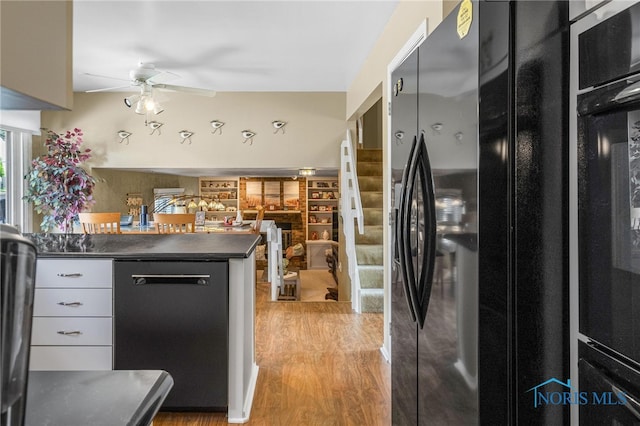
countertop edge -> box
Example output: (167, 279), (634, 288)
(24, 233), (261, 259)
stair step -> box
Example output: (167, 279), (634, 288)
(360, 289), (384, 313)
(357, 149), (383, 162)
(355, 244), (383, 265)
(358, 176), (383, 192)
(360, 191), (383, 208)
(357, 161), (383, 177)
(355, 225), (383, 245)
(359, 265), (383, 289)
(363, 208), (383, 226)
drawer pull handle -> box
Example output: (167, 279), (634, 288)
(57, 301), (83, 307)
(56, 273), (83, 278)
(57, 330), (83, 336)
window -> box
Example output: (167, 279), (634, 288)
(0, 127), (33, 232)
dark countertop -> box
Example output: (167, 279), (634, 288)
(24, 233), (261, 259)
(25, 370), (173, 426)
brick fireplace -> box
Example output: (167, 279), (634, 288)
(239, 177), (307, 269)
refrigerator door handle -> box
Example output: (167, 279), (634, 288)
(411, 133), (437, 329)
(396, 135), (419, 323)
(397, 134), (437, 328)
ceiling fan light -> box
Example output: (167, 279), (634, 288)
(144, 97), (156, 111)
(153, 102), (164, 115)
(134, 99), (146, 115)
(124, 94), (139, 108)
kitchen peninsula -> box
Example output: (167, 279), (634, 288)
(24, 232), (260, 423)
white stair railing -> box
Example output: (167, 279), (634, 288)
(340, 130), (365, 312)
(267, 224), (281, 301)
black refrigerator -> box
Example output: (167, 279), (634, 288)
(390, 1), (569, 424)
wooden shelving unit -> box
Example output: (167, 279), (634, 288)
(306, 177), (339, 269)
(199, 177), (239, 220)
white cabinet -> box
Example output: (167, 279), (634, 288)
(30, 258), (113, 371)
(306, 177), (339, 270)
(29, 347), (112, 371)
(199, 177), (239, 220)
(33, 288), (112, 317)
(306, 240), (339, 270)
(35, 259), (113, 288)
(306, 178), (338, 240)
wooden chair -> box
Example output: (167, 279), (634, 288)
(78, 212), (121, 234)
(153, 213), (196, 233)
(252, 206), (265, 234)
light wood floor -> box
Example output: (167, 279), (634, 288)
(153, 281), (390, 426)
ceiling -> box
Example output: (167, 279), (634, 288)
(74, 0), (399, 94)
(72, 0), (398, 178)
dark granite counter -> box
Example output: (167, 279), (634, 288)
(25, 370), (173, 426)
(24, 233), (261, 259)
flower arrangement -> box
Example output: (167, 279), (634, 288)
(24, 128), (96, 232)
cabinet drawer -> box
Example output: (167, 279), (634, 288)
(34, 288), (112, 317)
(31, 317), (112, 346)
(36, 259), (113, 288)
(29, 346), (112, 371)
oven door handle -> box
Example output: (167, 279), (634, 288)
(581, 359), (640, 420)
(613, 80), (640, 104)
(611, 382), (640, 420)
(578, 77), (640, 115)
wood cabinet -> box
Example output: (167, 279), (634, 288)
(199, 177), (239, 220)
(30, 258), (113, 371)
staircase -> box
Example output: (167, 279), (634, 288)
(354, 149), (384, 313)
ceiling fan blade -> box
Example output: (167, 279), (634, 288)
(82, 72), (131, 82)
(147, 70), (180, 84)
(152, 84), (216, 97)
(86, 84), (134, 93)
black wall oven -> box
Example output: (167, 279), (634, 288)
(573, 1), (640, 423)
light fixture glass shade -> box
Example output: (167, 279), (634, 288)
(187, 199), (198, 210)
(198, 199), (208, 208)
(153, 103), (164, 115)
(298, 168), (316, 176)
(134, 99), (146, 115)
(144, 97), (156, 111)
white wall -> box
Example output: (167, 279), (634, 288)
(1, 1), (73, 110)
(345, 1), (443, 120)
(40, 91), (346, 171)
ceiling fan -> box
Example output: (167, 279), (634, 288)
(84, 62), (216, 115)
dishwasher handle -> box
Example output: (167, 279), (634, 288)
(131, 274), (211, 286)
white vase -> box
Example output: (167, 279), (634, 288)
(235, 210), (243, 224)
(322, 229), (330, 240)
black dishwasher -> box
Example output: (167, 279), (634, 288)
(114, 260), (228, 411)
